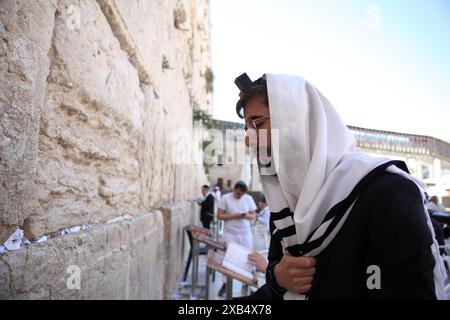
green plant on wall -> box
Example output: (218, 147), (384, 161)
(193, 106), (218, 130)
(204, 67), (214, 93)
(193, 105), (219, 173)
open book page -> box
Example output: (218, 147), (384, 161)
(221, 241), (255, 280)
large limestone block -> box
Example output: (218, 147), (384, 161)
(160, 202), (195, 298)
(0, 0), (56, 242)
(127, 212), (165, 299)
(48, 0), (144, 127)
(137, 86), (174, 209)
(96, 0), (200, 207)
(97, 0), (210, 132)
(0, 211), (164, 300)
(24, 0), (146, 239)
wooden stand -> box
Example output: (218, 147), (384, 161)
(206, 250), (258, 300)
(180, 224), (258, 300)
(182, 225), (211, 299)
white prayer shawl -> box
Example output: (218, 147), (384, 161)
(259, 74), (447, 300)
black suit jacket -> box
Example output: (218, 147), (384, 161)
(200, 193), (215, 222)
(261, 172), (437, 300)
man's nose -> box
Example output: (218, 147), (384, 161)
(245, 135), (250, 148)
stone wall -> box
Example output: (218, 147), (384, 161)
(0, 0), (211, 299)
(0, 207), (195, 299)
(160, 203), (194, 298)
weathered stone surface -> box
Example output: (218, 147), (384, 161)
(22, 0), (145, 239)
(15, 0), (210, 240)
(160, 202), (196, 298)
(0, 0), (56, 242)
(0, 211), (167, 300)
(97, 0), (213, 112)
(97, 0), (212, 208)
(0, 0), (211, 299)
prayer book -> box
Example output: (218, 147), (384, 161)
(221, 241), (255, 280)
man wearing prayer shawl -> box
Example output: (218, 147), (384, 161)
(234, 73), (448, 300)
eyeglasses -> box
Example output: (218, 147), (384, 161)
(244, 115), (269, 131)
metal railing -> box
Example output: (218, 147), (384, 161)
(212, 120), (450, 163)
(348, 126), (450, 163)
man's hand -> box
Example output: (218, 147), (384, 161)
(244, 211), (257, 220)
(218, 209), (243, 221)
(236, 213), (250, 220)
(248, 251), (268, 273)
(243, 213), (253, 220)
(274, 251), (316, 293)
(217, 210), (257, 221)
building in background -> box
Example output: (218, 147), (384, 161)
(208, 121), (450, 208)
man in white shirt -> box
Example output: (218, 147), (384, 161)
(212, 186), (222, 238)
(217, 180), (257, 296)
(212, 186), (221, 202)
(252, 195), (270, 251)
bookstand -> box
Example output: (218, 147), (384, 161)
(179, 225), (211, 299)
(206, 250), (258, 300)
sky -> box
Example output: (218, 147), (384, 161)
(210, 0), (450, 142)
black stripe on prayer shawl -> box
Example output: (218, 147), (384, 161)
(284, 160), (409, 257)
(278, 225), (296, 239)
(270, 207), (293, 220)
(270, 208), (295, 238)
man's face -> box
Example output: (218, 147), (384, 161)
(258, 201), (266, 210)
(201, 187), (208, 196)
(233, 188), (245, 199)
(243, 95), (271, 158)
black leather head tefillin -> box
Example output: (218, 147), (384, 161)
(234, 73), (267, 119)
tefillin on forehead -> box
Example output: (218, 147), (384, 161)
(234, 73), (267, 119)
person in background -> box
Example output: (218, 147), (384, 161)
(426, 196), (447, 254)
(217, 180), (257, 296)
(213, 185), (222, 201)
(252, 195), (270, 251)
(197, 185), (215, 229)
(212, 185), (222, 238)
(427, 195), (447, 213)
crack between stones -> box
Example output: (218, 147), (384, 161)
(96, 0), (151, 90)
